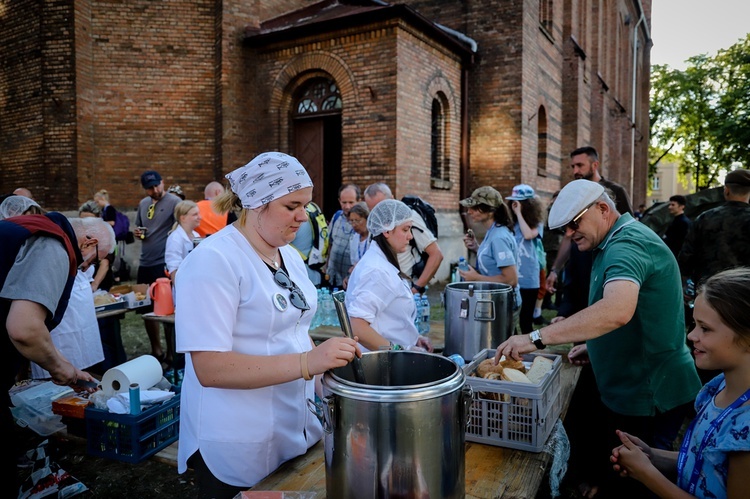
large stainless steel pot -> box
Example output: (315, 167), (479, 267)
(316, 351), (472, 499)
(443, 281), (514, 361)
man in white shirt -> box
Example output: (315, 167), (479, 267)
(363, 183), (443, 294)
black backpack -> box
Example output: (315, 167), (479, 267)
(401, 195), (438, 278)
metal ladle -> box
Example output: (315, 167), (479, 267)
(332, 290), (367, 384)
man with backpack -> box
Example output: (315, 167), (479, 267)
(290, 201), (329, 287)
(364, 183), (443, 294)
(325, 184), (361, 288)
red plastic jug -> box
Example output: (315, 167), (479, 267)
(149, 277), (175, 316)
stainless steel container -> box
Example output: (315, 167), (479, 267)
(443, 281), (514, 361)
(317, 351), (472, 499)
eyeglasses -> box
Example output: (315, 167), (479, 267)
(273, 268), (310, 311)
(567, 203), (595, 231)
(349, 217), (366, 226)
(147, 203), (155, 220)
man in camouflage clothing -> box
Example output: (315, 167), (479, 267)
(679, 169), (750, 285)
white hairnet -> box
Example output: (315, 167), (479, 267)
(0, 195), (41, 220)
(367, 199), (413, 236)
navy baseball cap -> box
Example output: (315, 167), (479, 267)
(140, 170), (162, 188)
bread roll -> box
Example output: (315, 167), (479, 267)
(526, 355), (554, 384)
(500, 368), (532, 384)
(476, 359), (503, 378)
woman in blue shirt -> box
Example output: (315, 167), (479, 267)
(506, 184), (545, 334)
(459, 186), (521, 312)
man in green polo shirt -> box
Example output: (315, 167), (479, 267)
(496, 179), (701, 498)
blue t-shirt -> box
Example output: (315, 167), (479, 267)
(513, 222), (543, 289)
(678, 374), (750, 498)
(476, 224), (522, 308)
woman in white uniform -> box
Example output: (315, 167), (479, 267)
(174, 152), (360, 499)
(346, 199), (433, 352)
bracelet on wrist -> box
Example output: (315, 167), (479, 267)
(300, 351), (312, 380)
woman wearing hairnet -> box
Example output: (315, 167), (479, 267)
(174, 152), (361, 498)
(345, 199), (433, 352)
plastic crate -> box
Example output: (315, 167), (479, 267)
(463, 349), (562, 452)
(85, 393), (180, 463)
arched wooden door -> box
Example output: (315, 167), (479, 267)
(293, 78), (342, 219)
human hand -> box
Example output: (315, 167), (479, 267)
(458, 265), (481, 281)
(495, 334), (536, 362)
(567, 343), (590, 365)
(463, 233), (478, 251)
(610, 430), (655, 480)
(545, 270), (558, 293)
(308, 337), (361, 376)
(511, 201), (521, 213)
(416, 335), (434, 353)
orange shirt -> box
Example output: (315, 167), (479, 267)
(195, 199), (227, 237)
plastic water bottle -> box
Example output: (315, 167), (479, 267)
(331, 288), (341, 327)
(414, 293), (424, 330)
(457, 257), (469, 281)
(458, 256), (469, 272)
(420, 292), (431, 335)
(447, 354), (466, 367)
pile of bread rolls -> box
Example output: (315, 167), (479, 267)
(472, 355), (553, 385)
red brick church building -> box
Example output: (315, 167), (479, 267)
(1, 0), (651, 274)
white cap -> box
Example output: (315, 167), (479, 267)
(367, 199), (413, 236)
(548, 180), (604, 229)
(0, 195), (41, 220)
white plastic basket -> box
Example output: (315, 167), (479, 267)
(463, 349), (563, 452)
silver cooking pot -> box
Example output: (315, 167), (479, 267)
(312, 350), (472, 499)
(443, 281), (514, 361)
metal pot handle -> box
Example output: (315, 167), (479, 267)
(461, 385), (474, 428)
(307, 396), (336, 433)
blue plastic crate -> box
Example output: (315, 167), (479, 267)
(85, 393), (180, 463)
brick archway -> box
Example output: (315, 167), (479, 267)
(269, 51), (359, 151)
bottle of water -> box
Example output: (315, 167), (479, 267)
(320, 288), (332, 326)
(458, 256), (469, 272)
(413, 293), (422, 330)
(331, 288), (341, 327)
(419, 291), (431, 335)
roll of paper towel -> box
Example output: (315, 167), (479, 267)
(101, 355), (163, 396)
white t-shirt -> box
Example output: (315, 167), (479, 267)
(346, 241), (419, 351)
(165, 225), (199, 274)
(397, 210), (437, 277)
(174, 224), (322, 487)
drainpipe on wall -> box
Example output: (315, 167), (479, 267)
(630, 0), (651, 200)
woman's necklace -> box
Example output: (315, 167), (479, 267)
(238, 224), (280, 269)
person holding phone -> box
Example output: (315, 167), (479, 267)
(459, 186), (521, 314)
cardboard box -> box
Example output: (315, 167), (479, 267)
(110, 284), (151, 309)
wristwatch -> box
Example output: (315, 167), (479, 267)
(530, 330), (546, 350)
(412, 284), (426, 293)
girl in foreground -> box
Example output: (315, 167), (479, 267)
(610, 267), (750, 498)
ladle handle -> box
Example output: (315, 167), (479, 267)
(332, 291), (355, 340)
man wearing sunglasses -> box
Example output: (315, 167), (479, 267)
(134, 170), (181, 362)
(496, 179), (701, 498)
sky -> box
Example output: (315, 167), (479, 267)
(650, 0), (750, 69)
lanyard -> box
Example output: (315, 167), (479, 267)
(358, 238), (369, 260)
(676, 384), (750, 494)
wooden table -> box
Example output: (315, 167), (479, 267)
(248, 357), (581, 498)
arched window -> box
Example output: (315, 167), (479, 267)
(537, 105), (548, 175)
(294, 78), (342, 116)
(431, 93), (452, 186)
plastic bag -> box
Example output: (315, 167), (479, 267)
(18, 440), (88, 499)
(544, 419), (571, 498)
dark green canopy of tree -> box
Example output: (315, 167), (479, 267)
(650, 34), (750, 190)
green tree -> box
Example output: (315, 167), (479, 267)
(650, 34), (750, 190)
